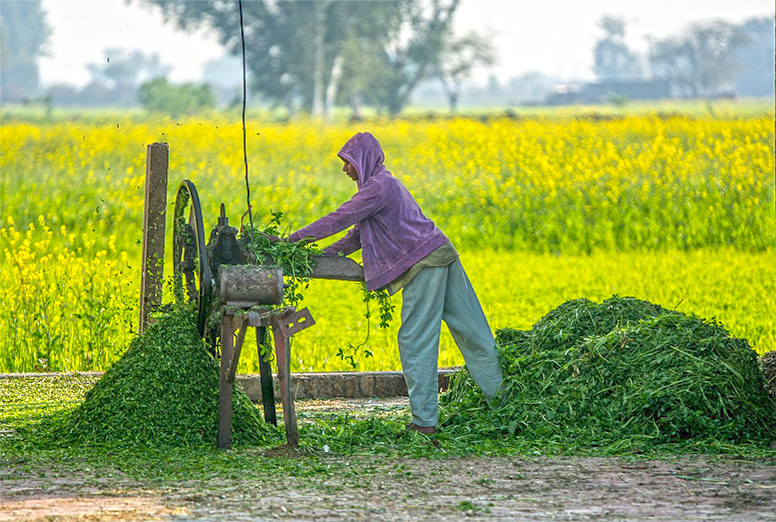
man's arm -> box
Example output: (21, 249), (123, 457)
(287, 181), (383, 244)
(322, 225), (361, 256)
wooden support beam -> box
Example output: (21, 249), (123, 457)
(273, 318), (299, 448)
(309, 255), (364, 282)
(218, 314), (235, 449)
(139, 142), (169, 333)
(226, 316), (247, 384)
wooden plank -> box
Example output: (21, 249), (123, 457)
(257, 254), (363, 282)
(309, 255), (364, 282)
(138, 142), (168, 333)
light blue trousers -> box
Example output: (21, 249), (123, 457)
(398, 259), (503, 427)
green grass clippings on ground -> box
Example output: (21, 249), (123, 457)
(2, 297), (775, 489)
(2, 370), (775, 490)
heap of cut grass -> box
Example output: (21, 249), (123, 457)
(442, 296), (776, 447)
(52, 307), (278, 447)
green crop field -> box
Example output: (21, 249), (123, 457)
(1, 106), (774, 373)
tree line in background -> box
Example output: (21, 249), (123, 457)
(143, 0), (495, 116)
(0, 0), (773, 117)
(593, 14), (773, 99)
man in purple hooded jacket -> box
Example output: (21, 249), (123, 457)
(288, 132), (503, 434)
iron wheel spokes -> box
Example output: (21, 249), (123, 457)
(172, 180), (213, 336)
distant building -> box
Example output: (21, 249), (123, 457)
(545, 79), (671, 105)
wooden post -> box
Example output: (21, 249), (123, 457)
(139, 142), (169, 333)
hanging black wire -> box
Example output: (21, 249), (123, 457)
(238, 0), (254, 240)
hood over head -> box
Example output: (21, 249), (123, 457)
(338, 132), (389, 186)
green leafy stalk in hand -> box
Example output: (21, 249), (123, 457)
(240, 210), (321, 308)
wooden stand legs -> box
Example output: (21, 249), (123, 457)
(217, 309), (299, 449)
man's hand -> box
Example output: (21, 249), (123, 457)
(261, 233), (283, 244)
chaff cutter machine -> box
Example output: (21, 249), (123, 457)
(139, 143), (364, 449)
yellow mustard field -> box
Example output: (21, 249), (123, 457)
(1, 114), (774, 372)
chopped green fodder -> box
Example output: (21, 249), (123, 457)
(49, 307), (279, 447)
(441, 296), (776, 448)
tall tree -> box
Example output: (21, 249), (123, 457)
(379, 0), (460, 114)
(0, 0), (50, 103)
(328, 0), (462, 117)
(335, 36), (390, 119)
(593, 15), (642, 81)
(649, 20), (746, 97)
(142, 0), (457, 116)
(432, 29), (496, 113)
(143, 0), (390, 116)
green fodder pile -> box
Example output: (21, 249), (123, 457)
(52, 307), (278, 447)
(442, 296), (776, 447)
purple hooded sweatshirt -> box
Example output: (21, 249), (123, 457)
(287, 132), (449, 291)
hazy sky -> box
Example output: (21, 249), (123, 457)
(38, 0), (775, 87)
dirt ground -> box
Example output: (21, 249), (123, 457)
(2, 398), (776, 522)
(3, 454), (776, 521)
